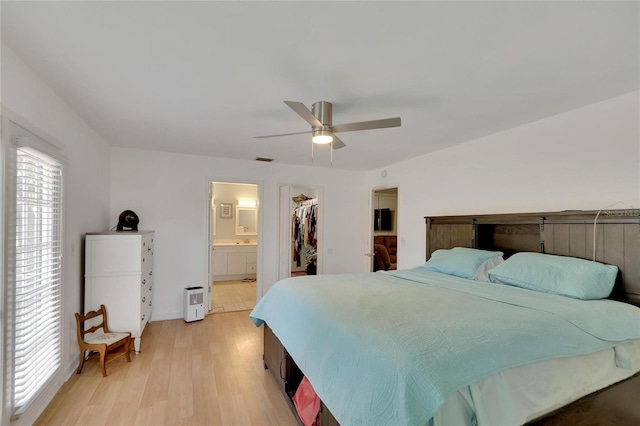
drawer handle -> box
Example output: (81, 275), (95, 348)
(141, 314), (145, 321)
(142, 296), (146, 303)
(142, 279), (146, 285)
(149, 271), (153, 276)
(149, 300), (152, 306)
(149, 286), (152, 291)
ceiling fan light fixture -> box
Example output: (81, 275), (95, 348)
(312, 129), (334, 144)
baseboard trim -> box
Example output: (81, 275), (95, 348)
(150, 311), (183, 322)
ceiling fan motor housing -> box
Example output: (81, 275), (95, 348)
(312, 101), (333, 129)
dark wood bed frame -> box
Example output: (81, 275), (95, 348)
(264, 209), (640, 425)
(425, 209), (640, 306)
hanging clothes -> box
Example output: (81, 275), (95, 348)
(292, 199), (318, 272)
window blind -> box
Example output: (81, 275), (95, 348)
(10, 147), (63, 414)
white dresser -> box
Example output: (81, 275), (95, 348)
(84, 231), (154, 353)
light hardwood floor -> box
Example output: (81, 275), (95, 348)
(210, 280), (257, 313)
(35, 311), (298, 426)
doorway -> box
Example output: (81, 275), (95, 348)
(278, 185), (323, 280)
(371, 187), (398, 272)
(208, 181), (259, 313)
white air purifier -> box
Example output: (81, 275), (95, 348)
(184, 287), (205, 322)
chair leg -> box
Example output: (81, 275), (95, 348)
(76, 350), (86, 374)
(98, 347), (108, 377)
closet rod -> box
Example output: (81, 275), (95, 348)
(294, 198), (318, 208)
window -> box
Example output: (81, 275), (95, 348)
(4, 128), (64, 421)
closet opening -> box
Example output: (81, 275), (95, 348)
(278, 185), (323, 280)
(291, 194), (318, 277)
(208, 181), (259, 314)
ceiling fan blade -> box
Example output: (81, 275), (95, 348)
(254, 130), (311, 139)
(284, 101), (323, 127)
(332, 135), (346, 149)
(332, 117), (401, 133)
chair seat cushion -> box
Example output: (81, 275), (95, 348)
(85, 332), (129, 346)
(374, 244), (391, 270)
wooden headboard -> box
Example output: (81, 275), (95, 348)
(425, 209), (640, 306)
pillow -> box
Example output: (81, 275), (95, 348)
(487, 252), (618, 300)
(474, 256), (505, 282)
(423, 247), (504, 279)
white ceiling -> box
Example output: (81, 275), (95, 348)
(2, 1), (638, 171)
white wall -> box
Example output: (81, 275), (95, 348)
(1, 44), (112, 424)
(366, 91), (640, 270)
(110, 148), (370, 320)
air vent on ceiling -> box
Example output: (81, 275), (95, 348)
(255, 157), (273, 162)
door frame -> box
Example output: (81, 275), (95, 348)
(278, 184), (324, 281)
(206, 177), (263, 314)
(370, 185), (399, 272)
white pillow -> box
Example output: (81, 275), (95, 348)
(474, 256), (505, 282)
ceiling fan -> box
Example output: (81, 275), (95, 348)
(255, 101), (401, 149)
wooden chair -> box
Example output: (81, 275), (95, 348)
(75, 304), (131, 377)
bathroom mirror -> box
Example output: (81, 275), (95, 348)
(236, 207), (257, 235)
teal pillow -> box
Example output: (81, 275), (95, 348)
(488, 252), (618, 300)
(423, 247), (504, 279)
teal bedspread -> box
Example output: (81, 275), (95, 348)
(249, 269), (640, 426)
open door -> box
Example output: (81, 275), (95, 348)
(208, 185), (215, 310)
(370, 187), (398, 272)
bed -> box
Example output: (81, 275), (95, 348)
(250, 209), (640, 425)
